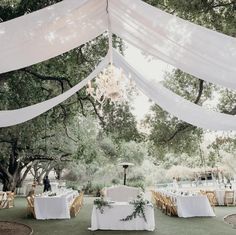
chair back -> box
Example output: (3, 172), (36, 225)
(224, 191), (235, 205)
(105, 185), (141, 202)
(205, 191), (218, 206)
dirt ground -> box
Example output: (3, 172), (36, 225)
(224, 214), (236, 228)
(0, 221), (32, 235)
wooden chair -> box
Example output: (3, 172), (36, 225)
(205, 191), (217, 211)
(6, 191), (15, 208)
(0, 191), (14, 209)
(159, 194), (168, 213)
(0, 192), (8, 209)
(206, 191), (218, 205)
(224, 191), (235, 206)
(200, 190), (217, 211)
(161, 195), (169, 215)
(26, 196), (35, 218)
(165, 196), (178, 216)
(151, 191), (162, 209)
(200, 190), (206, 195)
(70, 192), (84, 218)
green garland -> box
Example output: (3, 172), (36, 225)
(121, 195), (150, 222)
(94, 197), (113, 214)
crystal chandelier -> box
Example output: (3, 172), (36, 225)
(86, 64), (135, 105)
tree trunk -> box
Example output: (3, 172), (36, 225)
(2, 176), (18, 192)
(55, 168), (62, 180)
(37, 174), (44, 185)
(1, 161), (26, 192)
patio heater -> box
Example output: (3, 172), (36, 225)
(118, 162), (134, 185)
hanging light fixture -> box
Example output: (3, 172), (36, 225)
(86, 2), (136, 106)
(86, 64), (135, 105)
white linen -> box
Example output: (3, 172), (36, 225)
(215, 189), (236, 206)
(0, 55), (109, 127)
(176, 195), (215, 218)
(215, 189), (226, 206)
(34, 190), (77, 219)
(90, 202), (155, 231)
(0, 0), (235, 90)
(105, 185), (141, 202)
(110, 0), (236, 90)
(0, 0), (236, 129)
(2, 45), (236, 130)
(113, 50), (236, 131)
(50, 182), (59, 192)
(0, 0), (107, 73)
(157, 190), (215, 218)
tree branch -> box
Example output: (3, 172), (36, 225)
(22, 68), (89, 118)
(222, 106), (236, 115)
(161, 79), (204, 143)
(21, 68), (66, 92)
(82, 96), (105, 127)
(200, 1), (235, 13)
(60, 153), (72, 162)
(26, 154), (55, 161)
(0, 163), (11, 179)
(164, 124), (197, 143)
(59, 104), (78, 143)
(194, 79), (204, 104)
(19, 162), (34, 185)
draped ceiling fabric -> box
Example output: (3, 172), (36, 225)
(0, 56), (109, 127)
(109, 0), (236, 90)
(113, 50), (236, 131)
(0, 0), (107, 73)
(0, 0), (236, 129)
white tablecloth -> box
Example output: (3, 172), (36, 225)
(215, 189), (226, 205)
(34, 191), (77, 219)
(156, 189), (215, 218)
(176, 195), (215, 218)
(215, 189), (236, 205)
(90, 202), (155, 231)
(50, 182), (59, 192)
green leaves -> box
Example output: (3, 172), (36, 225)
(94, 197), (113, 214)
(121, 194), (150, 222)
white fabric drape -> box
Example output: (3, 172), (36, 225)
(0, 55), (109, 127)
(0, 0), (107, 73)
(113, 50), (236, 131)
(1, 0), (236, 89)
(0, 0), (236, 129)
(109, 0), (236, 90)
(91, 202), (155, 231)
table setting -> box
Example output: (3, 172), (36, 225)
(90, 186), (155, 231)
(154, 189), (215, 218)
(34, 189), (78, 219)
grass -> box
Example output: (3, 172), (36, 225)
(0, 196), (235, 235)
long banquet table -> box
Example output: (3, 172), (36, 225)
(157, 189), (215, 218)
(34, 190), (77, 219)
(90, 201), (155, 231)
(176, 194), (215, 217)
